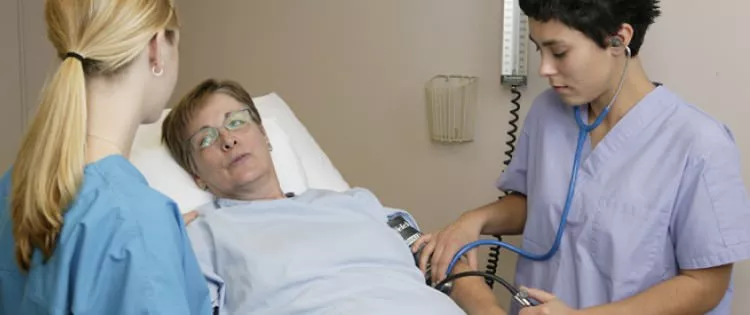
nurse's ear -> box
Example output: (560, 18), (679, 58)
(609, 23), (634, 56)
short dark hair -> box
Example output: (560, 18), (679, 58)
(520, 0), (661, 56)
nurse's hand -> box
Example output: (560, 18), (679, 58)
(182, 210), (199, 226)
(411, 211), (485, 283)
(518, 287), (580, 315)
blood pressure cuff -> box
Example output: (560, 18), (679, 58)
(386, 210), (423, 248)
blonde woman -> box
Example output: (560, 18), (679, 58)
(0, 1), (211, 314)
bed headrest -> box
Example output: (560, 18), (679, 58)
(130, 92), (350, 212)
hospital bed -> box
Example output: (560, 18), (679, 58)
(128, 92), (537, 308)
(129, 92), (351, 213)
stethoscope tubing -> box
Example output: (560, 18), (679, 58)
(445, 47), (632, 276)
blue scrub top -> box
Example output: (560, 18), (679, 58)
(499, 86), (750, 314)
(0, 155), (211, 315)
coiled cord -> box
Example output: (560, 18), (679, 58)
(484, 85), (522, 288)
(504, 86), (522, 168)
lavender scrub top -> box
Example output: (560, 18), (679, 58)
(498, 85), (750, 314)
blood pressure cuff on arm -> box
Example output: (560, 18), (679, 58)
(386, 209), (423, 247)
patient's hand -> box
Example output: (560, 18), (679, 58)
(183, 210), (199, 226)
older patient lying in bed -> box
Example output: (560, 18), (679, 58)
(160, 79), (493, 315)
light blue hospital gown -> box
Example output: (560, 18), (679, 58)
(499, 85), (750, 314)
(0, 155), (211, 315)
(187, 187), (466, 315)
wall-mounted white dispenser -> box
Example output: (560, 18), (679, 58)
(425, 75), (479, 143)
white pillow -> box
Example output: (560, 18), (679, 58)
(129, 109), (308, 213)
(264, 117), (309, 195)
(252, 93), (350, 192)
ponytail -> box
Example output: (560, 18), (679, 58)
(11, 56), (87, 272)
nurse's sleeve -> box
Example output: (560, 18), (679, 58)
(671, 138), (750, 270)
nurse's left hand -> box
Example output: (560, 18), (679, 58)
(519, 287), (580, 315)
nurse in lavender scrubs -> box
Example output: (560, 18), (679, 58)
(415, 0), (750, 314)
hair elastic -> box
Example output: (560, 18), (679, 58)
(64, 51), (85, 62)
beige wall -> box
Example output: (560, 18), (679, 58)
(0, 0), (56, 171)
(0, 0), (24, 171)
(175, 0), (750, 311)
(18, 1), (56, 121)
(176, 0), (526, 229)
(4, 0), (749, 312)
(175, 0), (530, 305)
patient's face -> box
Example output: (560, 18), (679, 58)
(186, 93), (275, 197)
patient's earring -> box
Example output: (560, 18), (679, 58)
(267, 139), (273, 152)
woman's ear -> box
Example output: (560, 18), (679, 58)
(611, 23), (634, 51)
(257, 125), (274, 151)
(148, 31), (168, 74)
(194, 175), (209, 191)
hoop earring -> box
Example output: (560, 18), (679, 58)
(152, 65), (164, 77)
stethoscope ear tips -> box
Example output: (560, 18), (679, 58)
(608, 37), (632, 57)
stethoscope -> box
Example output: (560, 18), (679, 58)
(445, 46), (632, 275)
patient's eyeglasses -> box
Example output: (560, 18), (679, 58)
(187, 108), (256, 151)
